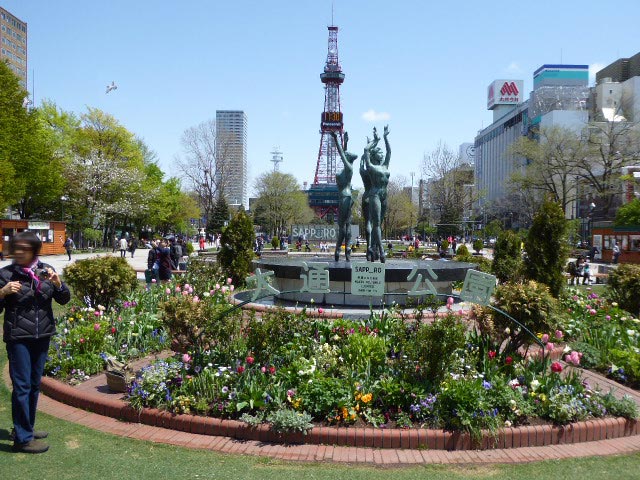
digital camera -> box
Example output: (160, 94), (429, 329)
(34, 268), (50, 280)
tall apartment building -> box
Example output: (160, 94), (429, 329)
(215, 110), (248, 207)
(0, 6), (27, 88)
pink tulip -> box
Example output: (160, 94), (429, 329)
(182, 353), (191, 363)
(175, 286), (181, 292)
(229, 285), (235, 292)
(590, 309), (597, 315)
(165, 288), (171, 295)
(192, 296), (200, 303)
(318, 308), (324, 314)
(555, 330), (563, 340)
(261, 366), (267, 373)
(541, 334), (549, 344)
(182, 290), (189, 296)
(227, 278), (233, 285)
(151, 279), (157, 283)
(546, 342), (555, 351)
(184, 284), (191, 290)
(94, 323), (101, 331)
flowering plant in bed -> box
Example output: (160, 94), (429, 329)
(126, 284), (639, 438)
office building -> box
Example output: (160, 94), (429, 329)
(215, 110), (248, 207)
(0, 6), (27, 88)
(596, 52), (640, 84)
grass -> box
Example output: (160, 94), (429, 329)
(1, 351), (640, 478)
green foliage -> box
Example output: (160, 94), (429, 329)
(601, 393), (639, 420)
(607, 264), (640, 315)
(440, 239), (449, 251)
(614, 198), (640, 227)
(524, 198), (569, 297)
(82, 228), (102, 245)
(342, 333), (387, 373)
(271, 236), (280, 249)
(456, 244), (469, 256)
(492, 230), (523, 283)
(207, 192), (229, 234)
(609, 349), (640, 388)
(492, 281), (560, 353)
(266, 409), (314, 435)
(407, 313), (466, 387)
(484, 219), (503, 239)
(298, 376), (351, 418)
(217, 210), (255, 287)
(180, 257), (223, 293)
(472, 239), (484, 253)
(63, 256), (137, 311)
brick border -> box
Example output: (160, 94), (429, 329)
(39, 375), (638, 450)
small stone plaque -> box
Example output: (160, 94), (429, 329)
(351, 262), (385, 297)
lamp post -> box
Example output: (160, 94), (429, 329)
(60, 195), (68, 222)
(409, 172), (415, 239)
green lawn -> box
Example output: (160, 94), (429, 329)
(1, 349), (640, 479)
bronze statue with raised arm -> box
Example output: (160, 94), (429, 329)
(362, 125), (390, 262)
(330, 130), (357, 261)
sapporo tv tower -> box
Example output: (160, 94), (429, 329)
(308, 24), (345, 221)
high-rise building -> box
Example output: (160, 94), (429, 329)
(216, 110), (248, 207)
(0, 6), (27, 88)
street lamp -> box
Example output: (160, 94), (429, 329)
(60, 195), (68, 221)
(409, 172), (415, 239)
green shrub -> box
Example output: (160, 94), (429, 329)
(180, 257), (223, 293)
(609, 349), (640, 387)
(342, 333), (387, 373)
(407, 313), (466, 387)
(185, 241), (195, 255)
(473, 239), (484, 253)
(524, 198), (569, 297)
(271, 236), (280, 249)
(63, 256), (137, 311)
(492, 230), (523, 283)
(607, 264), (640, 315)
(217, 210), (255, 287)
(298, 376), (351, 418)
(440, 239), (449, 252)
(492, 280), (560, 353)
(456, 244), (469, 256)
(267, 409), (314, 434)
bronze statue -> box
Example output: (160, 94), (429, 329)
(330, 131), (357, 261)
(361, 126), (390, 262)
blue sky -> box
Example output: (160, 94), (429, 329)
(4, 0), (640, 194)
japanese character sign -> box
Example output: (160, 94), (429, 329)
(247, 268), (280, 302)
(460, 269), (497, 305)
(406, 265), (438, 297)
(299, 262), (330, 293)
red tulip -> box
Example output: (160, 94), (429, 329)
(551, 362), (563, 373)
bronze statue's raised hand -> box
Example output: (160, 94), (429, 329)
(343, 131), (349, 147)
(372, 127), (379, 143)
(383, 125), (389, 138)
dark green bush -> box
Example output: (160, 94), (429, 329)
(524, 198), (569, 297)
(606, 264), (640, 315)
(217, 210), (255, 287)
(491, 280), (560, 353)
(456, 244), (470, 256)
(492, 230), (523, 283)
(63, 256), (137, 311)
(407, 313), (466, 387)
(181, 257), (223, 293)
(472, 239), (484, 253)
(271, 236), (280, 249)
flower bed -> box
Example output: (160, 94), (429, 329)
(122, 283), (638, 441)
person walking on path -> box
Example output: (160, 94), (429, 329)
(63, 236), (74, 261)
(128, 236), (138, 258)
(613, 242), (621, 264)
(119, 237), (128, 258)
(0, 232), (71, 453)
(198, 236), (206, 252)
(156, 239), (173, 283)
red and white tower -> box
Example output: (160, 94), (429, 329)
(308, 25), (345, 220)
(314, 25), (345, 185)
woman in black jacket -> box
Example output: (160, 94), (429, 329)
(0, 232), (71, 453)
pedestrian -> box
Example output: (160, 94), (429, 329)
(582, 259), (591, 285)
(145, 240), (158, 285)
(612, 242), (621, 264)
(588, 245), (599, 262)
(156, 239), (173, 282)
(63, 236), (74, 261)
(128, 236), (138, 258)
(170, 238), (181, 270)
(119, 237), (128, 258)
(0, 232), (71, 453)
(198, 236), (206, 252)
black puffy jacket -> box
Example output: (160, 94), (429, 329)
(0, 261), (71, 342)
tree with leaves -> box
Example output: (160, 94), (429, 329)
(524, 198), (569, 297)
(252, 171), (314, 235)
(383, 177), (418, 238)
(207, 192), (230, 234)
(614, 198), (640, 227)
(218, 210), (254, 287)
(509, 126), (587, 216)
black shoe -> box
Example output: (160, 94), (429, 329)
(9, 429), (48, 440)
(12, 439), (49, 454)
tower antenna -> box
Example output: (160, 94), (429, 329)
(270, 147), (283, 172)
(308, 23), (345, 220)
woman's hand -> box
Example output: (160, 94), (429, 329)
(47, 268), (62, 289)
(0, 281), (21, 297)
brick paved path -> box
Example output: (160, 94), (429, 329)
(4, 362), (640, 465)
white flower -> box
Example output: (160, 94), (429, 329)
(97, 305), (106, 311)
(504, 420), (512, 427)
(627, 329), (637, 336)
(504, 327), (511, 335)
(130, 321), (135, 326)
(563, 345), (571, 353)
(530, 379), (540, 391)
